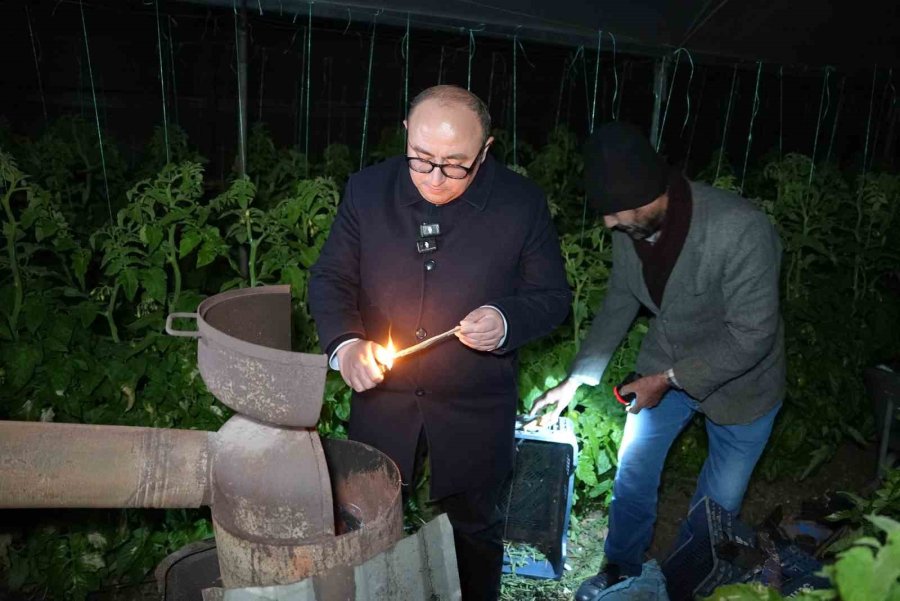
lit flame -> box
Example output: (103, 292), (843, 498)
(375, 336), (396, 370)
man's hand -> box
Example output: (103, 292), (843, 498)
(457, 306), (505, 351)
(621, 373), (669, 414)
(336, 339), (389, 392)
(528, 377), (583, 426)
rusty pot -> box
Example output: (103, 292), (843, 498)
(165, 285), (327, 427)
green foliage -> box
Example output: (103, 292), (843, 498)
(2, 117), (900, 598)
(0, 123), (342, 599)
(826, 469), (900, 554)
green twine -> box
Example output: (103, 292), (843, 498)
(233, 4), (247, 176)
(296, 23), (307, 148)
(167, 17), (179, 126)
(714, 64), (738, 183)
(589, 30), (602, 134)
(305, 2), (313, 176)
(359, 12), (379, 170)
(467, 30), (476, 91)
(24, 4), (48, 125)
(861, 66), (878, 179)
(870, 68), (895, 170)
(740, 61), (763, 193)
(487, 52), (496, 110)
(852, 65), (879, 305)
(657, 48), (694, 151)
(806, 67), (831, 193)
(778, 65), (784, 158)
(403, 14), (410, 115)
(609, 32), (619, 120)
(512, 34), (518, 167)
(154, 0), (170, 164)
(826, 76), (846, 164)
(78, 0), (112, 223)
(685, 68), (707, 170)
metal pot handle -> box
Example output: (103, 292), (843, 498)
(165, 312), (201, 338)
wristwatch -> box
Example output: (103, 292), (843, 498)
(665, 368), (681, 389)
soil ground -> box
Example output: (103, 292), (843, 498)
(499, 441), (879, 600)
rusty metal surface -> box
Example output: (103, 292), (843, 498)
(0, 421), (211, 508)
(191, 286), (328, 427)
(214, 438), (403, 589)
(211, 415), (335, 543)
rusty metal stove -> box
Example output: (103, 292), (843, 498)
(0, 285), (403, 594)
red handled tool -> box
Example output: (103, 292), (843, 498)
(613, 372), (640, 411)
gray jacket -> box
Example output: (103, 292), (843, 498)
(570, 182), (785, 424)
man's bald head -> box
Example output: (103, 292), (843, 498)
(407, 85), (492, 143)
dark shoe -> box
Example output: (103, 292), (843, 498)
(574, 564), (626, 601)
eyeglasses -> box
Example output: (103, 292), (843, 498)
(405, 144), (488, 180)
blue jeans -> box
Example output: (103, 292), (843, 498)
(603, 389), (781, 575)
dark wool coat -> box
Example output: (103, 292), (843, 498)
(309, 155), (571, 498)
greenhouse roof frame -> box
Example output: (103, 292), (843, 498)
(182, 0), (899, 69)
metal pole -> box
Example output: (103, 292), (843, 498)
(649, 56), (669, 150)
(236, 0), (249, 177)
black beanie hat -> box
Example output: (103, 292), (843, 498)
(583, 122), (668, 215)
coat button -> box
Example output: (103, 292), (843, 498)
(424, 259), (436, 271)
(415, 328), (427, 340)
(415, 388), (426, 397)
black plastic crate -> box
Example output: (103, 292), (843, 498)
(500, 416), (578, 580)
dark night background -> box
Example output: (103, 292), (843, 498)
(1, 0), (897, 182)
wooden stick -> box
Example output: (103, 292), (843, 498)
(393, 326), (461, 359)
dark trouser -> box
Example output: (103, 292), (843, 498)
(409, 428), (506, 601)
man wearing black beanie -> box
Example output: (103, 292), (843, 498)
(531, 122), (786, 599)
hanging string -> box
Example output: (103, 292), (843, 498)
(825, 76), (846, 164)
(714, 64), (738, 183)
(685, 68), (708, 172)
(609, 32), (619, 120)
(616, 60), (629, 123)
(402, 14), (410, 116)
(656, 54), (677, 152)
(554, 53), (570, 127)
(580, 50), (591, 130)
(437, 46), (445, 85)
(677, 50), (695, 135)
(869, 67), (895, 170)
(296, 23), (307, 148)
(24, 4), (48, 125)
(778, 65), (784, 159)
(512, 33), (518, 167)
(78, 0), (112, 223)
(740, 61), (763, 193)
(304, 1), (313, 175)
(860, 66), (878, 181)
(853, 65), (879, 304)
(806, 67), (831, 193)
(589, 30), (602, 133)
(233, 1), (247, 176)
(154, 0), (170, 164)
(359, 11), (379, 170)
(657, 48), (694, 152)
(467, 29), (476, 91)
(487, 52), (497, 110)
(259, 47), (268, 122)
(167, 17), (179, 126)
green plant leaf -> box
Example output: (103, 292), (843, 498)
(141, 267), (167, 304)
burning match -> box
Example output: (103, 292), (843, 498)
(375, 326), (462, 370)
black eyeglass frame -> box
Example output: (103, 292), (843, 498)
(405, 143), (490, 180)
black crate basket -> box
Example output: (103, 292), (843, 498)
(500, 416), (578, 579)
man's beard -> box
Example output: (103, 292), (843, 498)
(616, 214), (664, 240)
(614, 223), (657, 240)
